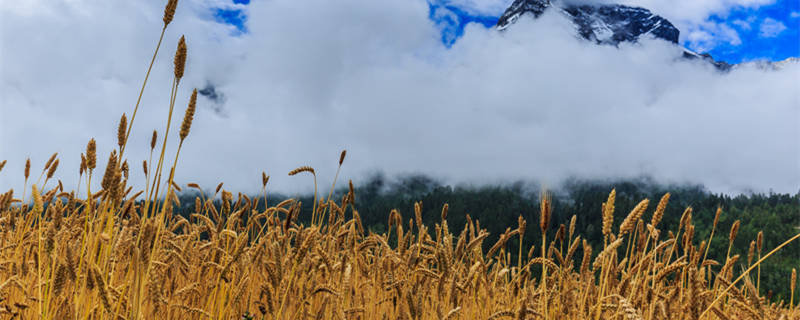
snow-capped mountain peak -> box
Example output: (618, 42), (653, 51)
(497, 0), (680, 46)
(496, 0), (551, 30)
(495, 0), (743, 70)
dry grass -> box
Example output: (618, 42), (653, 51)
(0, 1), (799, 319)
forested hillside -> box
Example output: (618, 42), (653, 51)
(176, 175), (800, 301)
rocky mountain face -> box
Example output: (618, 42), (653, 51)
(496, 0), (735, 70)
(497, 0), (551, 28)
(498, 0), (679, 45)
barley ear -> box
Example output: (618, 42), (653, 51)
(163, 0), (179, 26)
(32, 185), (43, 214)
(602, 188), (615, 236)
(339, 149), (347, 166)
(25, 158), (31, 179)
(288, 166), (315, 176)
(651, 192), (669, 227)
(713, 206), (722, 229)
(174, 36), (187, 80)
(539, 190), (551, 233)
(729, 220), (740, 244)
(100, 151), (118, 191)
(44, 153), (58, 171)
(47, 159), (59, 179)
(151, 130), (158, 150)
(569, 214), (577, 239)
(121, 160), (129, 180)
(179, 88), (197, 141)
(756, 231), (763, 253)
(80, 154), (87, 176)
(619, 199), (649, 236)
(86, 139), (97, 170)
(117, 113), (127, 147)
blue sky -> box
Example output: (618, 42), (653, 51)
(691, 0), (799, 62)
(212, 0), (797, 63)
(214, 0), (250, 33)
(427, 2), (499, 45)
(214, 0), (798, 64)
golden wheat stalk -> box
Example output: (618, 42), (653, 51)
(120, 0), (179, 159)
(288, 166), (318, 225)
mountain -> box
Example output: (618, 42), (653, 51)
(498, 0), (679, 45)
(496, 0), (732, 70)
(681, 50), (732, 70)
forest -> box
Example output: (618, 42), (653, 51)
(175, 174), (800, 301)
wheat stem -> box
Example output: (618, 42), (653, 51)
(701, 232), (800, 319)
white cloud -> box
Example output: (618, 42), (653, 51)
(590, 0), (778, 50)
(445, 0), (776, 51)
(473, 0), (777, 27)
(684, 21), (742, 52)
(791, 11), (800, 18)
(731, 16), (756, 30)
(595, 0), (776, 24)
(759, 17), (787, 37)
(1, 0), (798, 196)
(731, 19), (750, 30)
(444, 0), (778, 27)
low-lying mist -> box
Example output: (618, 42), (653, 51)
(1, 0), (798, 195)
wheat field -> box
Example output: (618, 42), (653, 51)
(0, 0), (798, 319)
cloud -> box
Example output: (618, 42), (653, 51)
(759, 17), (787, 37)
(574, 0), (778, 54)
(791, 11), (800, 18)
(455, 0), (779, 26)
(443, 0), (778, 52)
(594, 0), (776, 24)
(430, 3), (463, 44)
(684, 21), (742, 52)
(442, 0), (778, 27)
(1, 0), (798, 196)
(731, 16), (756, 30)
